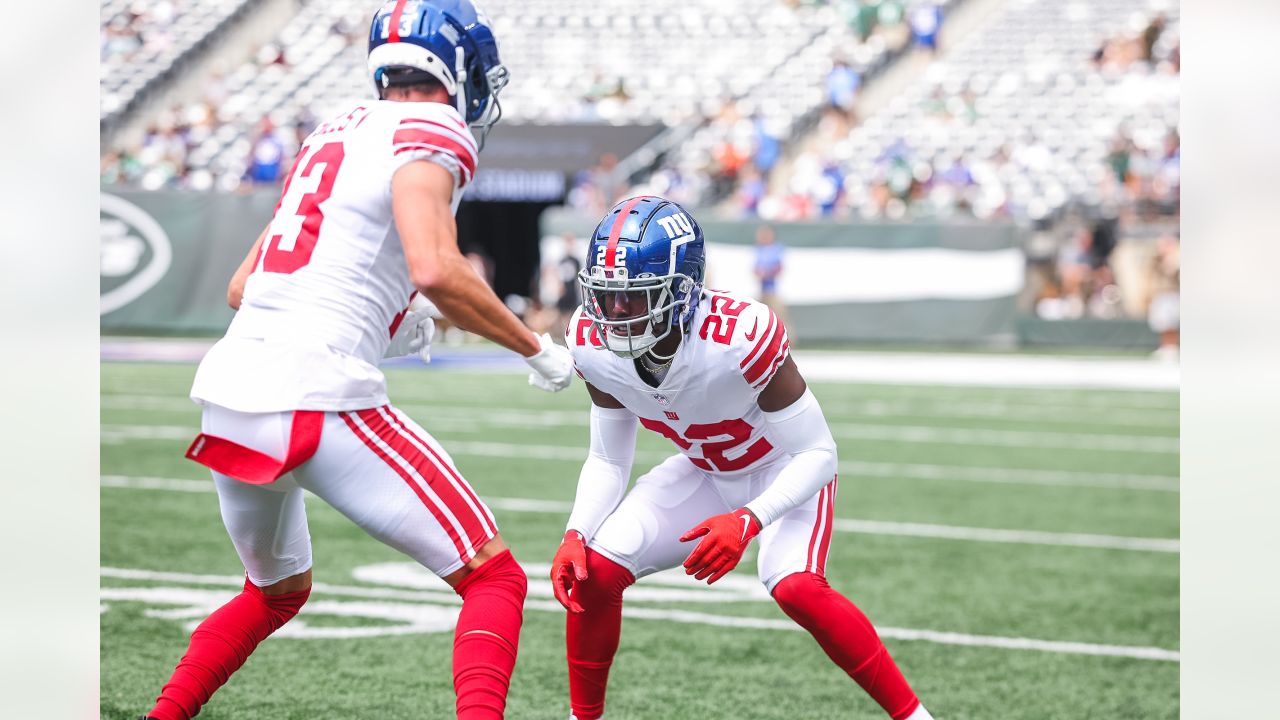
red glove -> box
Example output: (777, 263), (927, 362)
(679, 508), (762, 584)
(551, 530), (588, 613)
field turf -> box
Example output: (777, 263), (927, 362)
(100, 361), (1178, 719)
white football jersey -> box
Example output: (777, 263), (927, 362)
(567, 290), (791, 476)
(191, 100), (479, 412)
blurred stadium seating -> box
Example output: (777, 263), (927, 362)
(100, 0), (940, 192)
(100, 0), (260, 125)
(99, 0), (1180, 348)
(758, 0), (1179, 223)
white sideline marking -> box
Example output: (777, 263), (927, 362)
(101, 419), (1178, 454)
(100, 476), (1178, 553)
(100, 344), (1179, 391)
(99, 566), (1178, 662)
(100, 425), (1178, 492)
(101, 393), (1178, 429)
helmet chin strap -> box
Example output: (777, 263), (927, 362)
(644, 301), (689, 362)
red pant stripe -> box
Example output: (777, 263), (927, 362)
(358, 408), (492, 558)
(341, 411), (471, 561)
(816, 477), (838, 574)
(382, 406), (498, 537)
(806, 484), (829, 573)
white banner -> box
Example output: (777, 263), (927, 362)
(704, 244), (1025, 305)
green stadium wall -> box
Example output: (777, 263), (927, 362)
(100, 190), (1158, 348)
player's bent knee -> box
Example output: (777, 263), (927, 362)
(454, 548), (527, 599)
(577, 548), (636, 602)
(242, 575), (311, 629)
(771, 571), (832, 614)
(258, 568), (313, 596)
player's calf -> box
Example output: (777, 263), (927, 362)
(772, 572), (930, 720)
(452, 548), (528, 720)
(146, 572), (311, 720)
(565, 549), (635, 720)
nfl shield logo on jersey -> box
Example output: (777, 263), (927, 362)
(651, 392), (670, 405)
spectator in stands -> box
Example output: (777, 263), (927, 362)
(753, 225), (786, 315)
(752, 114), (782, 175)
(1146, 233), (1180, 360)
(736, 166), (768, 216)
(1140, 14), (1167, 64)
(824, 59), (861, 133)
(909, 2), (943, 55)
(245, 117), (286, 185)
(568, 153), (624, 217)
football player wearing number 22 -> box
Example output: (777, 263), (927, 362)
(135, 2), (573, 720)
(551, 196), (934, 720)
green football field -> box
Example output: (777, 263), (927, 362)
(100, 360), (1178, 719)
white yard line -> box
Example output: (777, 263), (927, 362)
(791, 351), (1179, 391)
(835, 520), (1178, 553)
(99, 566), (1178, 662)
(827, 422), (1178, 454)
(100, 475), (1178, 553)
(100, 430), (1178, 492)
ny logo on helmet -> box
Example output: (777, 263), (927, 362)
(655, 213), (694, 239)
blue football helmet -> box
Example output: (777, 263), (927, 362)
(579, 196), (706, 359)
(367, 0), (508, 143)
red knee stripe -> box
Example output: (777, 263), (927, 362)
(341, 410), (472, 561)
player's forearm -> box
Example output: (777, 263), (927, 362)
(745, 389), (838, 527)
(420, 263), (540, 357)
(566, 405), (638, 540)
(228, 229), (268, 309)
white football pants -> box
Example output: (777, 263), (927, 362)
(202, 402), (498, 586)
(589, 453), (838, 592)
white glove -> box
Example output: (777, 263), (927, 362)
(385, 295), (437, 363)
(525, 332), (574, 392)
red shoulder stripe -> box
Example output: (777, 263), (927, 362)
(393, 126), (477, 165)
(739, 310), (778, 369)
(397, 118), (476, 151)
(744, 322), (786, 385)
(752, 337), (790, 388)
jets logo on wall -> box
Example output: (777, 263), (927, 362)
(101, 193), (172, 314)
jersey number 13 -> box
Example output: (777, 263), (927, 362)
(262, 142), (346, 274)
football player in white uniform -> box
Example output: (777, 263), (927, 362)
(550, 197), (933, 720)
(137, 3), (572, 720)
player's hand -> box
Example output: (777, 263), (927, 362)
(551, 530), (589, 613)
(385, 296), (438, 363)
(525, 333), (574, 392)
(679, 508), (762, 584)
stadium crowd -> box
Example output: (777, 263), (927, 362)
(100, 0), (1179, 340)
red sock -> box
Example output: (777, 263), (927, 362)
(148, 578), (309, 720)
(565, 549), (635, 720)
(773, 572), (920, 720)
(452, 549), (528, 720)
